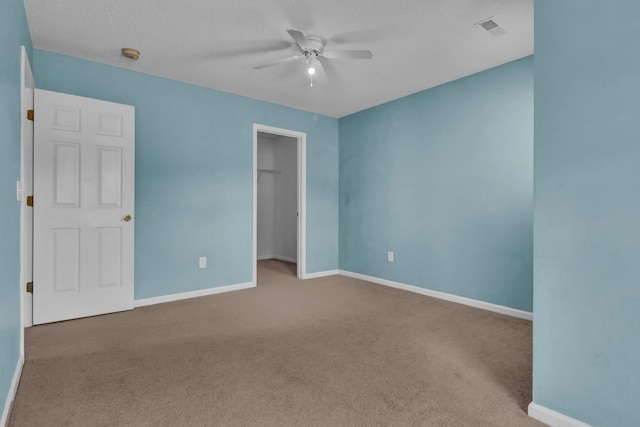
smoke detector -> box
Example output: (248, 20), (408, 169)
(121, 48), (140, 60)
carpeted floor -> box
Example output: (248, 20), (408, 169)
(10, 260), (544, 426)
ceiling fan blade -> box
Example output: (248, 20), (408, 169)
(311, 59), (328, 86)
(322, 50), (373, 60)
(253, 55), (302, 70)
(287, 29), (311, 50)
(211, 40), (291, 60)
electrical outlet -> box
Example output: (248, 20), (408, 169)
(387, 251), (394, 262)
(199, 257), (207, 269)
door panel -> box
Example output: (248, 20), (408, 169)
(98, 146), (122, 207)
(53, 142), (80, 206)
(97, 227), (123, 288)
(33, 89), (135, 325)
(51, 228), (80, 292)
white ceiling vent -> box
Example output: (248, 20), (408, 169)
(476, 18), (506, 37)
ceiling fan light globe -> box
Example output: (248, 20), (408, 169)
(307, 67), (316, 75)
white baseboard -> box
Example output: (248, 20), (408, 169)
(134, 282), (255, 308)
(1, 355), (24, 427)
(274, 255), (297, 264)
(338, 270), (533, 321)
(528, 402), (591, 427)
(258, 255), (297, 263)
(302, 270), (340, 279)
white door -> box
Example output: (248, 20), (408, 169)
(33, 89), (135, 325)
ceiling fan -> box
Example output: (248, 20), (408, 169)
(253, 29), (373, 86)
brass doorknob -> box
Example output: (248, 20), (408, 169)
(123, 214), (132, 222)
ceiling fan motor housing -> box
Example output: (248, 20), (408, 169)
(303, 37), (326, 56)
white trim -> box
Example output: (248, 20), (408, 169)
(134, 282), (255, 308)
(253, 129), (258, 284)
(274, 255), (297, 264)
(302, 270), (340, 279)
(253, 124), (306, 282)
(338, 270), (533, 321)
(528, 402), (591, 427)
(19, 46), (35, 355)
(257, 255), (298, 263)
(1, 356), (24, 427)
(298, 132), (307, 278)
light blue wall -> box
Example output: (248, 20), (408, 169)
(339, 57), (533, 312)
(533, 1), (640, 425)
(33, 50), (339, 299)
(0, 0), (32, 415)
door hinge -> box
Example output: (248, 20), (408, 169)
(27, 109), (34, 121)
(26, 282), (33, 293)
(26, 195), (33, 207)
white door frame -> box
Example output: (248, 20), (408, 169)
(253, 124), (306, 283)
(20, 46), (35, 349)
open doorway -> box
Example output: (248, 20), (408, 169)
(252, 124), (306, 284)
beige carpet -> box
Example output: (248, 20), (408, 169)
(10, 260), (543, 426)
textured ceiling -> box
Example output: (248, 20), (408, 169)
(23, 0), (533, 118)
